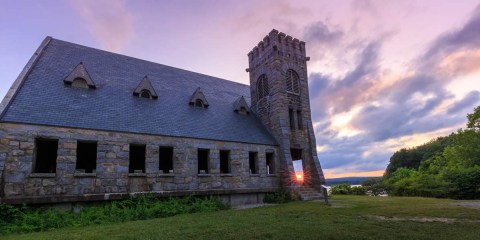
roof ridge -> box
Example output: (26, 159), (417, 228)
(49, 37), (250, 88)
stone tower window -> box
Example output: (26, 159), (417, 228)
(289, 109), (295, 130)
(286, 69), (300, 94)
(257, 75), (269, 100)
(297, 110), (303, 130)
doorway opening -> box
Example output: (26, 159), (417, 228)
(291, 149), (304, 184)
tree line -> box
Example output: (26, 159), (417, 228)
(381, 105), (480, 199)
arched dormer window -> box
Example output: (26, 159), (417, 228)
(195, 99), (204, 108)
(140, 90), (152, 99)
(286, 69), (300, 94)
(72, 77), (89, 89)
(189, 87), (209, 108)
(257, 74), (269, 100)
(133, 76), (158, 100)
(233, 96), (250, 115)
(64, 62), (96, 89)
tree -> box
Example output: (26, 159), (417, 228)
(467, 105), (480, 130)
(362, 177), (385, 196)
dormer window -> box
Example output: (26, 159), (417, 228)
(140, 90), (152, 99)
(239, 107), (248, 114)
(233, 96), (250, 115)
(64, 62), (96, 89)
(72, 77), (89, 89)
(133, 76), (158, 100)
(195, 99), (204, 108)
(189, 87), (209, 108)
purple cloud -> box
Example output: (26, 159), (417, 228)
(307, 5), (480, 175)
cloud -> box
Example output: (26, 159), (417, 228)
(309, 39), (382, 121)
(447, 91), (480, 114)
(70, 0), (135, 52)
(231, 0), (311, 34)
(307, 5), (480, 176)
(420, 5), (480, 72)
(303, 21), (343, 47)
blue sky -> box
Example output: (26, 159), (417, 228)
(1, 0), (480, 177)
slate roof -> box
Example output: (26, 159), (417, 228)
(0, 38), (278, 145)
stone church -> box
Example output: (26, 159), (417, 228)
(0, 30), (325, 205)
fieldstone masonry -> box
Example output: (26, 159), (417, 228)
(0, 123), (278, 204)
(248, 29), (325, 191)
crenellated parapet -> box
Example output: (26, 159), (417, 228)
(246, 29), (308, 72)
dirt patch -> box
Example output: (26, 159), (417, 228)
(451, 201), (480, 210)
(367, 215), (480, 223)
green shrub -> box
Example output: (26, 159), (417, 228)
(330, 184), (352, 195)
(0, 195), (230, 235)
(264, 188), (292, 203)
(362, 178), (386, 196)
(351, 186), (367, 195)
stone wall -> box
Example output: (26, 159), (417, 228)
(0, 122), (280, 203)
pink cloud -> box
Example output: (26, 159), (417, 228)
(70, 0), (135, 52)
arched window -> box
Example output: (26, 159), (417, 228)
(195, 99), (204, 108)
(72, 77), (89, 89)
(140, 90), (152, 99)
(257, 75), (269, 100)
(286, 69), (300, 94)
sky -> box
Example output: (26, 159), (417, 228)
(1, 0), (480, 178)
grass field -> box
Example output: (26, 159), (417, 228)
(2, 195), (480, 240)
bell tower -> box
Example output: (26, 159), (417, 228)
(247, 29), (325, 190)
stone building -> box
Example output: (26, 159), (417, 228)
(0, 30), (325, 205)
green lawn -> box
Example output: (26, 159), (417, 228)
(3, 195), (480, 240)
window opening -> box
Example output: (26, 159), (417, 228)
(266, 152), (274, 174)
(140, 90), (151, 99)
(129, 144), (146, 173)
(76, 141), (97, 173)
(249, 152), (258, 174)
(297, 110), (303, 130)
(195, 99), (204, 108)
(286, 69), (300, 94)
(198, 149), (209, 174)
(289, 109), (295, 130)
(239, 107), (247, 114)
(72, 77), (89, 89)
(257, 75), (269, 100)
(220, 150), (230, 174)
(34, 138), (58, 173)
(159, 146), (174, 174)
